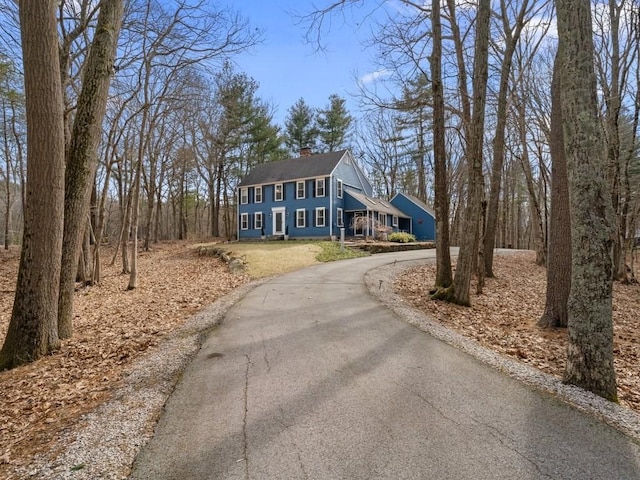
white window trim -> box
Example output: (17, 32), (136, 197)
(315, 178), (325, 197)
(254, 212), (263, 230)
(274, 183), (283, 201)
(240, 187), (248, 205)
(240, 212), (249, 230)
(392, 215), (398, 227)
(337, 208), (344, 227)
(296, 208), (306, 228)
(315, 207), (326, 227)
(337, 179), (343, 199)
(296, 181), (305, 199)
(254, 186), (262, 203)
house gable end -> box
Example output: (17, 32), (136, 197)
(390, 192), (436, 241)
(329, 150), (373, 195)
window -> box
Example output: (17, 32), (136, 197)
(240, 188), (248, 205)
(337, 208), (344, 227)
(254, 186), (262, 203)
(240, 213), (249, 230)
(315, 178), (325, 197)
(337, 179), (343, 199)
(379, 214), (387, 226)
(296, 209), (306, 228)
(392, 215), (399, 227)
(315, 207), (326, 227)
(296, 181), (305, 199)
(274, 183), (283, 201)
(254, 212), (263, 230)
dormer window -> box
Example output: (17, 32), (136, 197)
(315, 178), (325, 197)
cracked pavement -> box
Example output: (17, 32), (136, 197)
(129, 250), (640, 479)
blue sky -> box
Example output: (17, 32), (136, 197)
(231, 1), (386, 125)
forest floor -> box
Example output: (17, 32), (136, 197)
(396, 251), (640, 411)
(0, 244), (639, 477)
(0, 241), (250, 477)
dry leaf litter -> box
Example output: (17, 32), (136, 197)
(1, 247), (639, 479)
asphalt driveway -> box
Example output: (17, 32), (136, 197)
(129, 250), (640, 479)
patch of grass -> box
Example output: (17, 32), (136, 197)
(198, 240), (368, 278)
(314, 241), (369, 262)
(226, 241), (322, 278)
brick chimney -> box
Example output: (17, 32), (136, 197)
(299, 146), (312, 157)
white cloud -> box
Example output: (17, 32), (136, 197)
(358, 69), (392, 85)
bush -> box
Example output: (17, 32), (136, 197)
(388, 232), (416, 243)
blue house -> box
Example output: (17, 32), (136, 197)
(236, 149), (436, 241)
(390, 192), (436, 241)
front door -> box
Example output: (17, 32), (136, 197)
(354, 212), (364, 236)
(272, 207), (285, 235)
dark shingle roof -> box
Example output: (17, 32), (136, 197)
(238, 150), (347, 186)
(345, 188), (409, 218)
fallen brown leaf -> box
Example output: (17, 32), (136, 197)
(395, 251), (640, 411)
(0, 241), (249, 478)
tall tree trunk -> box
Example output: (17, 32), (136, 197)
(605, 0), (624, 281)
(58, 0), (124, 338)
(2, 99), (11, 250)
(128, 154), (143, 290)
(213, 162), (224, 237)
(538, 54), (572, 329)
(451, 0), (491, 306)
(517, 101), (546, 266)
(557, 0), (618, 401)
(430, 0), (452, 291)
(93, 157), (114, 283)
(0, 0), (65, 369)
(483, 0), (530, 277)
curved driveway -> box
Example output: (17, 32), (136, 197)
(130, 250), (640, 479)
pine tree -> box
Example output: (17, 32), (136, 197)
(317, 94), (352, 152)
(284, 98), (317, 155)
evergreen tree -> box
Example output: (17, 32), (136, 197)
(284, 98), (317, 155)
(317, 94), (352, 152)
(394, 74), (432, 202)
(243, 102), (288, 171)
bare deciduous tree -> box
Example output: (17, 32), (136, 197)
(557, 0), (618, 401)
(0, 0), (66, 369)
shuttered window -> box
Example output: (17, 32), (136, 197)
(315, 207), (326, 227)
(296, 209), (306, 228)
(274, 183), (283, 201)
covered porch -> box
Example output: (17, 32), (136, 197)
(343, 188), (411, 239)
